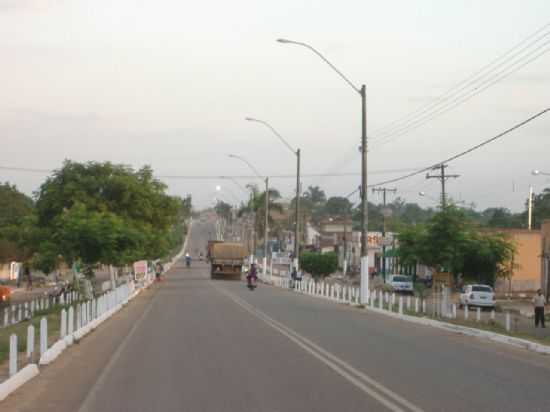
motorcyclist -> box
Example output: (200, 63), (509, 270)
(247, 263), (258, 287)
(185, 253), (192, 267)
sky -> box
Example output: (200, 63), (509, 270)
(1, 0), (549, 212)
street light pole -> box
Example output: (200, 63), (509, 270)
(295, 148), (301, 264)
(228, 154), (269, 274)
(245, 117), (301, 269)
(277, 38), (369, 303)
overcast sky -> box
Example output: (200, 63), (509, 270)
(1, 0), (549, 212)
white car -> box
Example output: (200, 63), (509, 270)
(389, 275), (414, 294)
(459, 284), (496, 309)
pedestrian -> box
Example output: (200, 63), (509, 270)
(155, 262), (164, 282)
(16, 263), (21, 288)
(25, 264), (32, 291)
(533, 289), (546, 328)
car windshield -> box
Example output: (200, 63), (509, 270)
(392, 276), (411, 283)
(472, 286), (492, 292)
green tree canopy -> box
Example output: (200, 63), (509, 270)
(397, 206), (515, 286)
(300, 252), (338, 279)
(0, 183), (34, 263)
(32, 161), (182, 274)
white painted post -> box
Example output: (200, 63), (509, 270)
(476, 307), (481, 322)
(68, 306), (74, 336)
(27, 325), (35, 362)
(490, 310), (495, 321)
(379, 292), (383, 309)
(18, 304), (23, 322)
(464, 305), (469, 320)
(12, 305), (16, 323)
(60, 294), (65, 305)
(9, 334), (17, 377)
(30, 300), (35, 315)
(24, 302), (29, 319)
(360, 255), (369, 305)
(76, 304), (81, 330)
(398, 296), (403, 315)
(407, 296), (411, 311)
(415, 298), (419, 313)
(370, 290), (375, 308)
(45, 298), (49, 310)
(40, 317), (48, 356)
(452, 304), (457, 319)
(60, 309), (67, 339)
(505, 312), (511, 332)
(422, 300), (426, 314)
(4, 310), (8, 327)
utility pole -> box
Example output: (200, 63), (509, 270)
(372, 187), (396, 283)
(426, 164), (460, 209)
(264, 177), (270, 274)
(528, 186), (534, 230)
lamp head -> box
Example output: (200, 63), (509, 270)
(532, 169), (540, 176)
(276, 38), (292, 44)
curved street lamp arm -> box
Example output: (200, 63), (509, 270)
(245, 117), (297, 155)
(228, 154), (264, 182)
(277, 38), (361, 94)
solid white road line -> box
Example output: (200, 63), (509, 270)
(77, 293), (158, 412)
(213, 283), (424, 412)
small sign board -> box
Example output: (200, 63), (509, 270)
(133, 260), (148, 278)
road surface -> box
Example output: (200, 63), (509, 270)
(4, 221), (550, 411)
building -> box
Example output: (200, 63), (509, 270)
(492, 221), (550, 294)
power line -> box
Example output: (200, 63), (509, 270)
(368, 107), (550, 188)
(0, 166), (419, 179)
(370, 22), (550, 144)
(372, 41), (550, 149)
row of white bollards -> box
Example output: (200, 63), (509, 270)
(7, 283), (131, 379)
(2, 291), (81, 328)
(277, 276), (514, 334)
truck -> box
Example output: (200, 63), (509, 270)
(210, 242), (247, 280)
(207, 240), (223, 262)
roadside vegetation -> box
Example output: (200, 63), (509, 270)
(0, 161), (192, 281)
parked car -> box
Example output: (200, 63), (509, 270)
(389, 275), (414, 294)
(459, 284), (496, 309)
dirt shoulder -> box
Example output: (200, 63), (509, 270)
(1, 285), (156, 412)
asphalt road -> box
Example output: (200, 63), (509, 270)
(4, 221), (550, 411)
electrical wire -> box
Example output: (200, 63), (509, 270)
(0, 166), (419, 179)
(368, 107), (550, 188)
(370, 22), (550, 142)
(372, 42), (550, 149)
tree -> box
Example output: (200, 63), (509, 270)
(238, 184), (284, 245)
(531, 188), (550, 229)
(0, 183), (34, 263)
(215, 200), (233, 223)
(300, 252), (338, 279)
(32, 161), (181, 275)
(324, 197), (352, 216)
(303, 186), (326, 205)
(397, 206), (515, 286)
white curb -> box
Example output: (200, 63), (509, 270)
(0, 364), (39, 401)
(363, 305), (550, 355)
(39, 339), (67, 365)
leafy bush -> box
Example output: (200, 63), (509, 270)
(300, 252), (338, 279)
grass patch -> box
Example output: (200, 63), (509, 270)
(0, 303), (72, 364)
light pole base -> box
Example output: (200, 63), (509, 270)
(360, 256), (369, 305)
